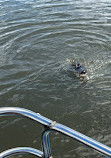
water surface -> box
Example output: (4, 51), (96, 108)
(0, 0), (111, 157)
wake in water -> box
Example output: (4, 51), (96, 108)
(86, 56), (111, 80)
(61, 55), (111, 82)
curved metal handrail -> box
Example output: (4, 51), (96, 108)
(0, 147), (43, 158)
(0, 107), (111, 158)
(0, 107), (52, 126)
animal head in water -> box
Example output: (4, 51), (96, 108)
(73, 62), (87, 77)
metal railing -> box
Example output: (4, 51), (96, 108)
(0, 107), (111, 158)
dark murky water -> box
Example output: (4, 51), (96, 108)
(0, 0), (111, 157)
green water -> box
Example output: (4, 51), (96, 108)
(0, 0), (111, 157)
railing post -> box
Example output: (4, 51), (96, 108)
(41, 121), (57, 158)
(42, 127), (53, 158)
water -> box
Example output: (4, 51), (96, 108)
(0, 0), (111, 157)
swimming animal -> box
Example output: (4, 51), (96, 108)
(68, 60), (87, 78)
